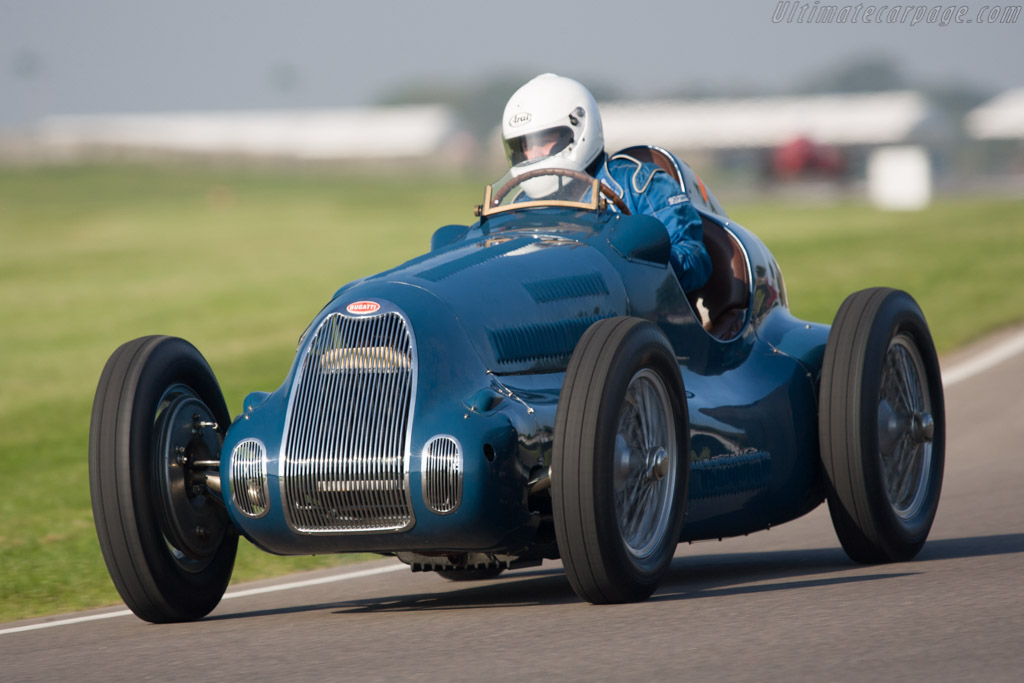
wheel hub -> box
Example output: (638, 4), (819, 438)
(912, 411), (934, 443)
(155, 388), (228, 563)
(878, 400), (934, 452)
(650, 448), (670, 480)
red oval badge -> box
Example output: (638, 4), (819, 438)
(346, 301), (381, 315)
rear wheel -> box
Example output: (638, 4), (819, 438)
(89, 336), (238, 623)
(819, 288), (945, 563)
(552, 317), (689, 603)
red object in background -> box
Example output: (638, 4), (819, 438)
(771, 136), (845, 179)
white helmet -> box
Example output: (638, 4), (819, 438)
(502, 73), (604, 176)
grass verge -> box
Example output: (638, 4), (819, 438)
(1, 164), (1021, 622)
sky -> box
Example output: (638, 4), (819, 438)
(2, 0), (1022, 129)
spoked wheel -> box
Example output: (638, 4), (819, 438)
(819, 288), (945, 563)
(552, 317), (689, 603)
(89, 336), (238, 623)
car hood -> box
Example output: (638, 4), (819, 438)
(330, 226), (631, 375)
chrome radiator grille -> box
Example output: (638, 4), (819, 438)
(282, 311), (415, 533)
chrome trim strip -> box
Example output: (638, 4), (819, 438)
(721, 222), (755, 307)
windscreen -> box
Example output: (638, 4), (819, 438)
(482, 168), (599, 217)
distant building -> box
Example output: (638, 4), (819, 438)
(964, 89), (1024, 182)
(21, 105), (460, 162)
(599, 91), (950, 208)
(599, 91), (944, 151)
(966, 89), (1024, 140)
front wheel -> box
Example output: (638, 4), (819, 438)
(89, 336), (238, 623)
(552, 317), (689, 603)
(819, 288), (945, 563)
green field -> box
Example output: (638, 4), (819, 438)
(1, 164), (1021, 623)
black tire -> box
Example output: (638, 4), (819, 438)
(436, 566), (506, 582)
(819, 288), (945, 563)
(89, 336), (238, 623)
(552, 317), (689, 603)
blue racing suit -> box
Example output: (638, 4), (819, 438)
(593, 152), (711, 293)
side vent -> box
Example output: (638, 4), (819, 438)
(422, 436), (463, 515)
(231, 439), (269, 519)
(488, 314), (612, 365)
(523, 272), (609, 303)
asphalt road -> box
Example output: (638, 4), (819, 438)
(3, 328), (1023, 682)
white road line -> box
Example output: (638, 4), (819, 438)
(942, 329), (1024, 388)
(4, 330), (1022, 638)
(0, 562), (407, 636)
(220, 562), (406, 600)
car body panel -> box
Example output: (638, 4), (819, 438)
(220, 158), (832, 560)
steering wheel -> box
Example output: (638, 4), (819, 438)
(490, 168), (631, 215)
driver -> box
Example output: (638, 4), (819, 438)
(502, 73), (711, 293)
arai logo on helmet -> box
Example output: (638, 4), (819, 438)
(508, 112), (532, 127)
(346, 301), (381, 315)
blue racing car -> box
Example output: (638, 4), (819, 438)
(89, 147), (945, 622)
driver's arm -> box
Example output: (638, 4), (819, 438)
(641, 171), (712, 293)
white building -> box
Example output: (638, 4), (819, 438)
(600, 91), (943, 151)
(30, 105), (459, 161)
(966, 89), (1024, 140)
